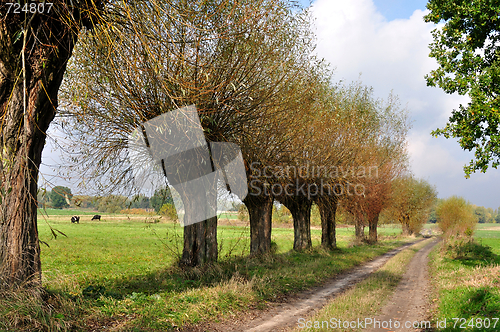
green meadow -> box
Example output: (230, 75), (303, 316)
(429, 223), (500, 332)
(0, 209), (411, 331)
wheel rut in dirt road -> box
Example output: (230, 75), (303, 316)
(226, 240), (425, 332)
(242, 239), (435, 332)
(366, 238), (439, 332)
(182, 239), (435, 332)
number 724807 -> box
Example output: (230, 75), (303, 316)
(452, 318), (499, 329)
(6, 2), (53, 15)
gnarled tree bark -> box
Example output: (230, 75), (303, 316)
(279, 194), (312, 250)
(316, 196), (337, 249)
(243, 193), (273, 256)
(355, 220), (366, 242)
(181, 217), (218, 266)
(368, 214), (379, 243)
(0, 2), (103, 289)
(178, 179), (218, 266)
(401, 215), (412, 236)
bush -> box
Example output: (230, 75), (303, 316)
(238, 204), (249, 222)
(150, 187), (174, 213)
(159, 203), (178, 221)
(129, 194), (151, 209)
(436, 196), (477, 238)
(49, 186), (72, 209)
(444, 237), (495, 261)
(73, 195), (97, 209)
(96, 195), (129, 213)
(272, 205), (291, 223)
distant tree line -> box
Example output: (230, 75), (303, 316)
(427, 199), (500, 224)
(37, 187), (174, 214)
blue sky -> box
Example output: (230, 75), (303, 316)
(299, 0), (429, 20)
(41, 0), (500, 209)
(372, 0), (429, 20)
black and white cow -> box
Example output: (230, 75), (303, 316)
(71, 216), (80, 223)
(91, 215), (101, 221)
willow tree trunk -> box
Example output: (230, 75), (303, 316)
(355, 221), (365, 241)
(243, 194), (274, 256)
(0, 7), (96, 288)
(401, 215), (412, 236)
(179, 179), (218, 266)
(243, 194), (273, 256)
(317, 197), (337, 249)
(280, 195), (312, 250)
(368, 214), (379, 243)
(181, 217), (218, 266)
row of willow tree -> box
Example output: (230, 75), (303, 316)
(57, 1), (436, 266)
(0, 0), (436, 289)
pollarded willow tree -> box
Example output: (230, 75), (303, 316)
(248, 78), (363, 251)
(273, 81), (372, 250)
(236, 71), (324, 255)
(0, 0), (105, 289)
(308, 82), (381, 249)
(232, 7), (328, 255)
(59, 0), (324, 265)
(345, 159), (403, 243)
(383, 176), (437, 236)
(338, 91), (410, 243)
(241, 96), (322, 255)
(261, 80), (409, 250)
(307, 82), (410, 244)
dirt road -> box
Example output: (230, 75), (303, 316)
(366, 238), (439, 332)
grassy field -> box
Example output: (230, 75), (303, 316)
(36, 213), (405, 289)
(0, 209), (412, 331)
(428, 223), (500, 332)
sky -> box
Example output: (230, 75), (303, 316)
(40, 0), (500, 209)
(299, 0), (500, 209)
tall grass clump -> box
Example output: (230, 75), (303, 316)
(0, 287), (85, 332)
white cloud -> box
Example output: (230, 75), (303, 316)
(408, 132), (465, 178)
(310, 0), (500, 208)
(311, 1), (434, 95)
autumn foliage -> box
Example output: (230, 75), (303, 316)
(435, 196), (477, 238)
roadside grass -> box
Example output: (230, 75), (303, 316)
(0, 211), (409, 331)
(428, 224), (500, 332)
(291, 238), (433, 332)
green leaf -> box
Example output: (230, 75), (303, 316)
(39, 240), (50, 248)
(55, 229), (68, 238)
(13, 30), (22, 44)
